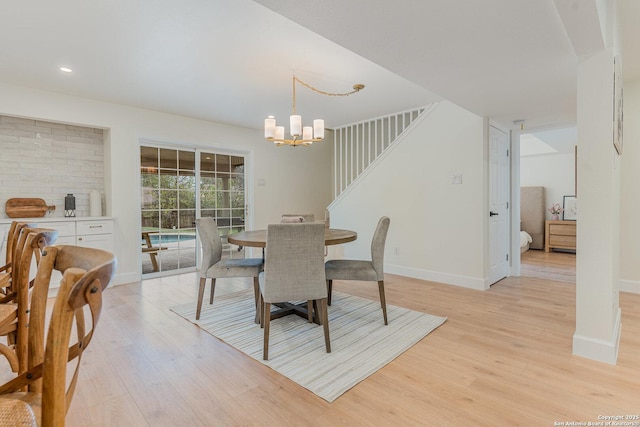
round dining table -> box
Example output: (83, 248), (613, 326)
(227, 227), (357, 248)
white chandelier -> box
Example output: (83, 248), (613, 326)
(264, 75), (365, 147)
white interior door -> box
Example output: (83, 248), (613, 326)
(488, 125), (510, 285)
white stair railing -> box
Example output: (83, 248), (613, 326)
(332, 105), (434, 198)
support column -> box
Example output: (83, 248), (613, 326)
(573, 44), (622, 364)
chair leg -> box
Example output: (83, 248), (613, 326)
(326, 279), (333, 306)
(312, 300), (319, 324)
(196, 277), (206, 320)
(378, 280), (388, 325)
(253, 277), (260, 324)
(263, 302), (271, 360)
(257, 293), (263, 327)
(307, 300), (313, 323)
(320, 298), (331, 353)
(209, 278), (217, 304)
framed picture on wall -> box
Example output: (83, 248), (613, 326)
(563, 195), (577, 221)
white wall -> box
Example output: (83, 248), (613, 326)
(0, 82), (333, 285)
(329, 101), (487, 289)
(520, 152), (576, 220)
(619, 79), (640, 293)
(0, 116), (105, 217)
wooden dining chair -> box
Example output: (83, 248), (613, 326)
(325, 216), (391, 325)
(195, 218), (263, 320)
(0, 222), (19, 293)
(0, 228), (58, 374)
(0, 222), (35, 297)
(258, 222), (330, 360)
(0, 245), (116, 426)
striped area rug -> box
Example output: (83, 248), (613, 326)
(171, 290), (446, 402)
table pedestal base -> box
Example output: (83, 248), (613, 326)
(256, 301), (320, 325)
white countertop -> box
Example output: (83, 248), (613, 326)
(0, 216), (114, 225)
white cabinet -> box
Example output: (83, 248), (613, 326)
(38, 221), (76, 246)
(47, 219), (115, 290)
(1, 218), (115, 290)
(75, 220), (114, 251)
(36, 219), (114, 252)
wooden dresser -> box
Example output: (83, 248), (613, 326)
(544, 220), (576, 252)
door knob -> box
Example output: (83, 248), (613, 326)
(489, 211), (499, 217)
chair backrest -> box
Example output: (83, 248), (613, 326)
(280, 213), (315, 223)
(0, 227), (57, 374)
(0, 244), (116, 426)
(13, 228), (58, 373)
(3, 222), (19, 266)
(195, 218), (223, 273)
(263, 223), (326, 302)
(371, 216), (391, 280)
(3, 222), (36, 270)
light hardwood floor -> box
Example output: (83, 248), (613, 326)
(58, 252), (639, 426)
(520, 249), (576, 283)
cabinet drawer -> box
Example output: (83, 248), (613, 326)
(549, 234), (576, 248)
(76, 233), (114, 252)
(53, 236), (76, 246)
(549, 224), (576, 236)
(77, 220), (113, 235)
(38, 221), (76, 237)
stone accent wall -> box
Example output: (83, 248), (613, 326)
(0, 115), (104, 218)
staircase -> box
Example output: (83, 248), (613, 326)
(331, 104), (437, 199)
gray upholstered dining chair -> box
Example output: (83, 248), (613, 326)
(195, 218), (264, 320)
(258, 222), (330, 360)
(325, 216), (390, 325)
(280, 213), (315, 223)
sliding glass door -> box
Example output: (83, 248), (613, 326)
(140, 146), (196, 275)
(140, 145), (247, 275)
(200, 152), (247, 259)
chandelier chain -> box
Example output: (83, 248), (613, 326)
(294, 76), (365, 97)
(292, 75), (364, 114)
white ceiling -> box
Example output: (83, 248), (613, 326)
(0, 0), (638, 133)
(521, 127), (577, 156)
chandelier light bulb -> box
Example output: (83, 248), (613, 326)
(313, 119), (324, 140)
(302, 126), (313, 141)
(290, 115), (302, 137)
(275, 126), (285, 142)
(264, 116), (276, 139)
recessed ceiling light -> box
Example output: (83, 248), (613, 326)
(59, 67), (73, 73)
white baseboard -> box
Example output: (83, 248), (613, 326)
(113, 271), (139, 287)
(385, 263), (487, 290)
(619, 279), (640, 294)
(572, 308), (621, 365)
